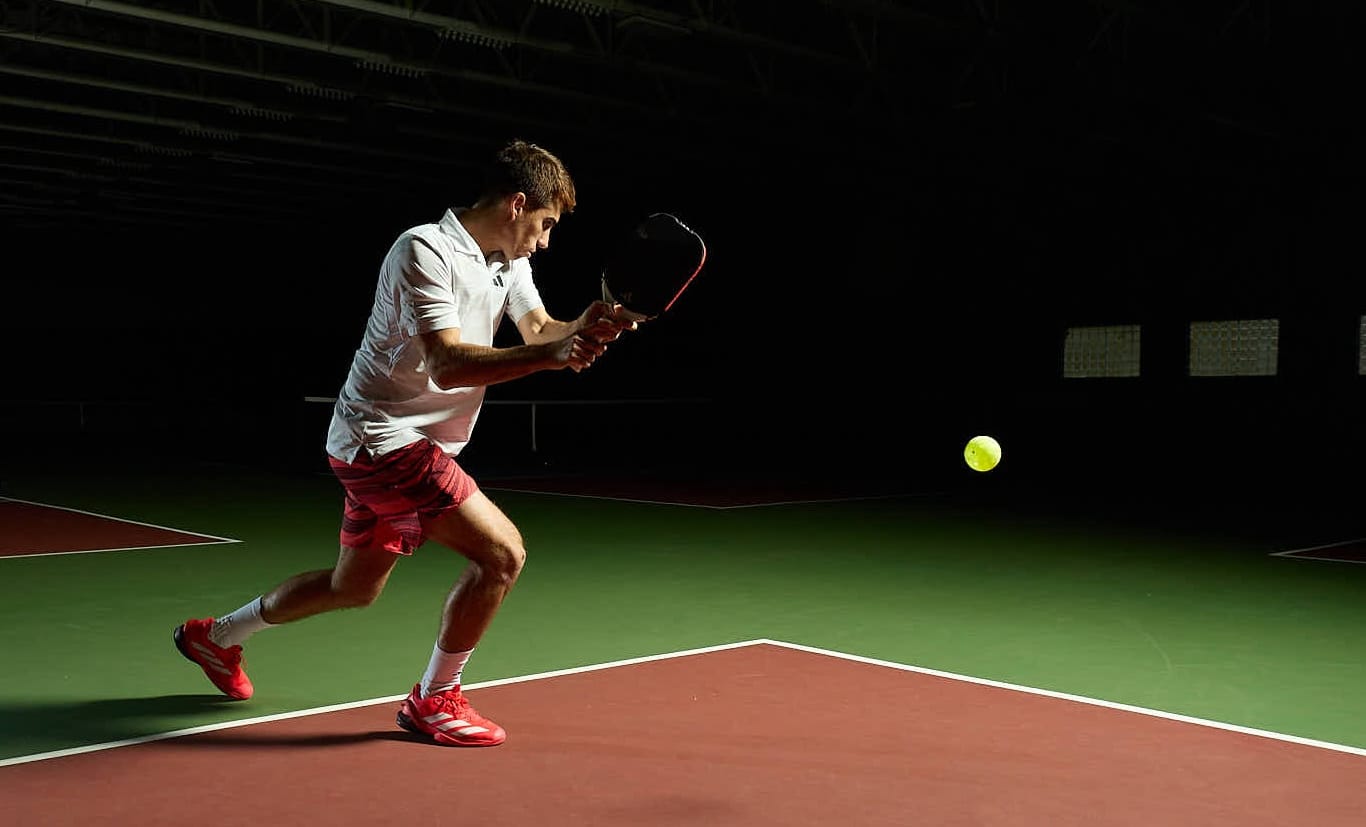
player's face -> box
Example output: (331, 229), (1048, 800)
(509, 202), (561, 260)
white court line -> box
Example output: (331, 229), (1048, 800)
(481, 485), (939, 510)
(717, 491), (947, 510)
(1269, 536), (1366, 565)
(0, 496), (239, 558)
(3, 637), (1364, 768)
(0, 639), (768, 768)
(761, 638), (1366, 759)
(480, 486), (731, 509)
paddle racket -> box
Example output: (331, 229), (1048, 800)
(600, 212), (707, 322)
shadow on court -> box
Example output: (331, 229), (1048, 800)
(0, 694), (429, 757)
(159, 729), (414, 749)
(0, 694), (241, 752)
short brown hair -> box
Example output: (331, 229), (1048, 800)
(480, 139), (577, 214)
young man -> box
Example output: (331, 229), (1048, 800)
(174, 139), (633, 747)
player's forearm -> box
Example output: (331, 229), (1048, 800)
(521, 316), (580, 345)
(427, 342), (559, 389)
(524, 309), (627, 346)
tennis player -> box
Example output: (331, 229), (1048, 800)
(174, 139), (633, 747)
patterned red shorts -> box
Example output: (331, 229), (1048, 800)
(328, 440), (478, 555)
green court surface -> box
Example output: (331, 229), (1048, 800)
(2, 462), (1365, 763)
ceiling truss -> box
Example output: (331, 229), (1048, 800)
(0, 0), (1353, 230)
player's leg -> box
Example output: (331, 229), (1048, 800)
(175, 448), (418, 699)
(422, 490), (528, 653)
(173, 542), (401, 700)
(396, 489), (525, 747)
(259, 543), (401, 623)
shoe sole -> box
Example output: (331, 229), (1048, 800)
(396, 709), (505, 747)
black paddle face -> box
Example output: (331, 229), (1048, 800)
(601, 213), (706, 321)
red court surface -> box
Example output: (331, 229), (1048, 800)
(0, 498), (230, 557)
(3, 642), (1363, 826)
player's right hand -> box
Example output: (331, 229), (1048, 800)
(580, 301), (637, 343)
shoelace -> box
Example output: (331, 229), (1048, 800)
(428, 691), (470, 715)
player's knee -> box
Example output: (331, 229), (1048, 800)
(484, 542), (526, 586)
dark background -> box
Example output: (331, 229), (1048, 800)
(2, 1), (1363, 500)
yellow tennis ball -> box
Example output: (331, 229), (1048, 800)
(964, 435), (1002, 472)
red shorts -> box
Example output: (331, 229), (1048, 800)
(328, 440), (478, 555)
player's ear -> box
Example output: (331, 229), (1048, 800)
(509, 192), (527, 219)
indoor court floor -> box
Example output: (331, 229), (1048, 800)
(3, 460), (1364, 824)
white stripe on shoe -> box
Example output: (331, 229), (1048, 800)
(189, 642), (234, 676)
(423, 713), (490, 737)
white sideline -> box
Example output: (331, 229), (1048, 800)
(3, 637), (1364, 768)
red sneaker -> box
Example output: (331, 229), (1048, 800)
(396, 684), (506, 747)
(173, 617), (254, 700)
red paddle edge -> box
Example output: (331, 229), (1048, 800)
(660, 237), (707, 315)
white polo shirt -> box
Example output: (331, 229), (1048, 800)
(326, 208), (544, 463)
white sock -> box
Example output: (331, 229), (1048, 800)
(420, 644), (474, 698)
(209, 596), (273, 648)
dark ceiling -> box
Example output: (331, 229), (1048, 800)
(3, 1), (1361, 234)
